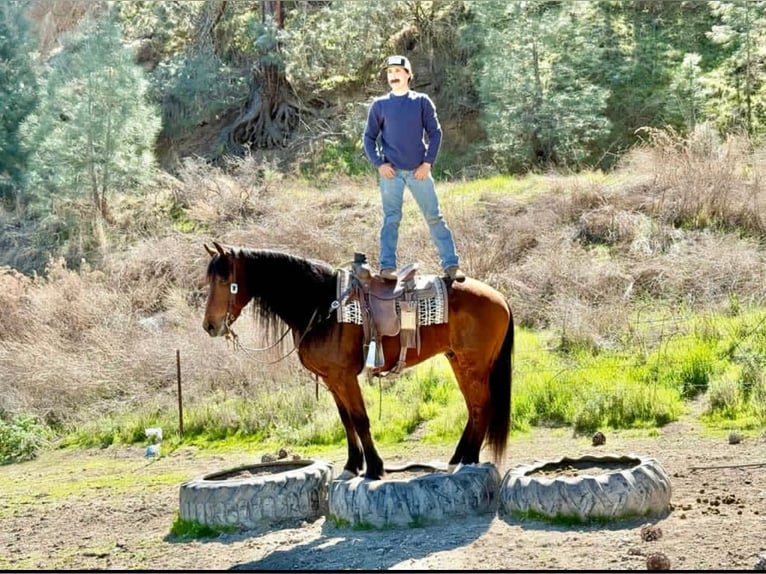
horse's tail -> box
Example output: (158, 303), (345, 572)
(486, 303), (514, 464)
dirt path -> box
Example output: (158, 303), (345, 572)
(2, 419), (765, 571)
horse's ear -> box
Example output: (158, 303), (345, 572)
(212, 241), (227, 256)
(204, 243), (216, 257)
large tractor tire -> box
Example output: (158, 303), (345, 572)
(329, 462), (501, 528)
(500, 454), (672, 523)
(179, 459), (333, 529)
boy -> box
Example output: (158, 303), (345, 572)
(363, 55), (465, 282)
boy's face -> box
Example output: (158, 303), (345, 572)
(386, 66), (410, 92)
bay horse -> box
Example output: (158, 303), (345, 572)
(202, 242), (514, 480)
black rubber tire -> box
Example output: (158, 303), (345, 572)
(179, 459), (334, 528)
(328, 462), (501, 528)
(499, 453), (672, 522)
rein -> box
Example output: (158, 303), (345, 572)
(222, 266), (348, 365)
(225, 307), (321, 365)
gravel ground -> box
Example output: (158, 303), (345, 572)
(2, 416), (766, 571)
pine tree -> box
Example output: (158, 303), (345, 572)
(21, 9), (161, 222)
(0, 1), (38, 208)
(706, 0), (766, 139)
(472, 0), (610, 172)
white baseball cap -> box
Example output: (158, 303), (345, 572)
(383, 55), (413, 76)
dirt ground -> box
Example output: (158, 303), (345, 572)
(2, 413), (766, 571)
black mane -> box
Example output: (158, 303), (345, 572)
(208, 248), (339, 339)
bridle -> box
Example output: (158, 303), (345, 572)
(216, 256), (342, 365)
(217, 252), (240, 340)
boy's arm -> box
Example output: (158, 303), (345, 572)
(422, 95), (442, 166)
(363, 102), (384, 167)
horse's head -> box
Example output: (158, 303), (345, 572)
(202, 241), (250, 337)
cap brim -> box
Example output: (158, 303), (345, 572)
(382, 65), (411, 75)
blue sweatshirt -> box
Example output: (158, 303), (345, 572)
(363, 90), (442, 171)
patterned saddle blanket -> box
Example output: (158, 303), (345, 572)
(336, 268), (448, 336)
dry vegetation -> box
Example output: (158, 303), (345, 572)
(3, 126), (766, 432)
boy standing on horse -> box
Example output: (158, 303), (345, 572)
(363, 55), (465, 282)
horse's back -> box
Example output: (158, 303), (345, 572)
(448, 277), (510, 319)
(446, 277), (511, 354)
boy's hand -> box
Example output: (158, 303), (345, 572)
(378, 163), (395, 178)
(414, 162), (431, 180)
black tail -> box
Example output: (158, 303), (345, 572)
(486, 304), (514, 464)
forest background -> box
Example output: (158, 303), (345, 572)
(2, 0), (766, 463)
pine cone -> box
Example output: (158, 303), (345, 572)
(646, 552), (671, 570)
(640, 524), (663, 541)
(592, 431), (606, 446)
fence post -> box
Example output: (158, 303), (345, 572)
(176, 349), (184, 439)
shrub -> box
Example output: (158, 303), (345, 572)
(0, 413), (52, 464)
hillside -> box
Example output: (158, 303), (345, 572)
(2, 125), (766, 443)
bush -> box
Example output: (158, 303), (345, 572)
(0, 413), (52, 464)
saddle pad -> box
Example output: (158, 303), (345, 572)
(336, 269), (448, 326)
(336, 268), (364, 324)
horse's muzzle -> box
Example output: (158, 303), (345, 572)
(202, 318), (227, 337)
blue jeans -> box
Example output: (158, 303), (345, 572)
(378, 170), (459, 271)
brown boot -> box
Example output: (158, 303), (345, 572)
(379, 268), (397, 280)
(444, 266), (466, 282)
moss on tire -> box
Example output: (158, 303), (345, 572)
(499, 453), (672, 523)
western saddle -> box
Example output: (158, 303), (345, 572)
(346, 252), (448, 376)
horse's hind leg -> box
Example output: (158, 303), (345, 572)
(446, 356), (490, 466)
(449, 407), (486, 466)
(329, 390), (364, 479)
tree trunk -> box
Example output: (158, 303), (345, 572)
(218, 0), (297, 155)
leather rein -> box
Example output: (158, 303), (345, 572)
(221, 265), (348, 365)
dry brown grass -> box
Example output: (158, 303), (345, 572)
(623, 124), (766, 235)
(27, 0), (107, 56)
(3, 129), (766, 426)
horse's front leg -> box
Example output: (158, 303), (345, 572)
(328, 389), (364, 479)
(330, 373), (384, 480)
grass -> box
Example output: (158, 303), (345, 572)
(506, 508), (655, 527)
(20, 306), (755, 463)
(326, 514), (431, 531)
(0, 459), (192, 513)
(168, 516), (239, 540)
(3, 129), (766, 460)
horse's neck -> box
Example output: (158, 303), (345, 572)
(247, 258), (334, 329)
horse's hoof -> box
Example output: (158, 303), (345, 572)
(363, 470), (384, 480)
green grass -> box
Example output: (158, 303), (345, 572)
(12, 307), (766, 463)
(326, 513), (431, 531)
(0, 413), (54, 464)
(168, 516), (239, 539)
(506, 508), (655, 526)
(442, 171), (615, 203)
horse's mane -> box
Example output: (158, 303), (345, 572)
(207, 248), (339, 345)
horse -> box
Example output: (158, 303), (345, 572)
(201, 241), (514, 480)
